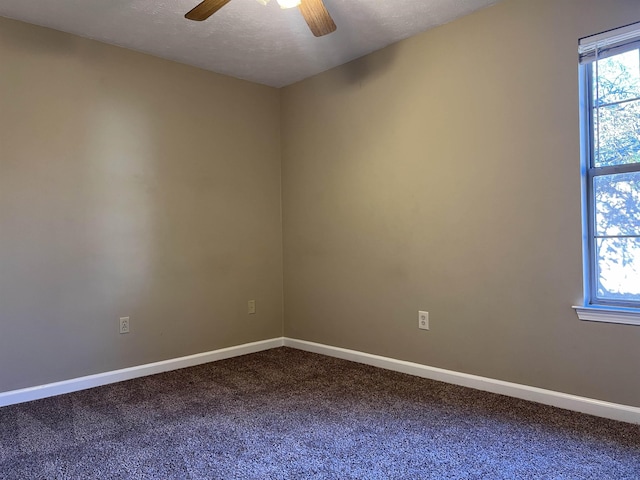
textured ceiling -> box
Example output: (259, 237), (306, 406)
(0, 0), (498, 87)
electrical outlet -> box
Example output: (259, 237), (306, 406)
(119, 316), (130, 334)
(418, 311), (429, 330)
(248, 300), (256, 315)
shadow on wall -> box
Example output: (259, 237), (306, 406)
(0, 19), (119, 72)
(337, 43), (400, 86)
(0, 21), (77, 56)
(326, 1), (400, 86)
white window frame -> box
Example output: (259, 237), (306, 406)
(573, 22), (640, 326)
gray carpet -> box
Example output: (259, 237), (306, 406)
(0, 347), (638, 479)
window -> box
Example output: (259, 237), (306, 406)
(575, 23), (640, 325)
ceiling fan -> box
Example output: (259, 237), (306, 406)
(184, 0), (337, 37)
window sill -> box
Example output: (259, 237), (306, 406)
(573, 305), (640, 326)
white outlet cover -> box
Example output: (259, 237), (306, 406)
(119, 316), (130, 334)
(418, 311), (429, 330)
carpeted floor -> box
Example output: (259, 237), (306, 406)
(0, 347), (638, 479)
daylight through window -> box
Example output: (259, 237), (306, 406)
(579, 23), (640, 309)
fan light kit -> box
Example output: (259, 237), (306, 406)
(185, 0), (337, 37)
(274, 0), (302, 8)
(255, 0), (301, 8)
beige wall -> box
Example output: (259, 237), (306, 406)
(0, 17), (283, 391)
(281, 0), (640, 407)
(3, 0), (640, 408)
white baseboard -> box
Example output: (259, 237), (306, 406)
(3, 336), (638, 425)
(283, 338), (640, 425)
(0, 338), (284, 407)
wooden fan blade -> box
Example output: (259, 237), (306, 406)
(298, 0), (336, 37)
(185, 0), (232, 21)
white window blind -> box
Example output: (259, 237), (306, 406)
(579, 21), (640, 64)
